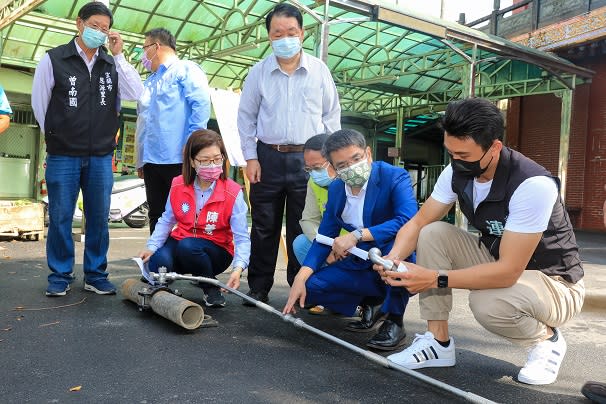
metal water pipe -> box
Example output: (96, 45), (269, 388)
(147, 271), (495, 404)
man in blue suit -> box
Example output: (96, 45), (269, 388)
(283, 128), (418, 350)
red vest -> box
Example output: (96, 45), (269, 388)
(169, 176), (242, 256)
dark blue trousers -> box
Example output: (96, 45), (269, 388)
(149, 237), (232, 280)
(305, 262), (410, 317)
(46, 153), (113, 286)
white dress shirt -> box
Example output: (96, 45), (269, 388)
(237, 51), (341, 160)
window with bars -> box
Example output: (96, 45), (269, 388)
(9, 104), (37, 126)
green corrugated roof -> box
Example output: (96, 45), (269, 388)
(0, 0), (593, 117)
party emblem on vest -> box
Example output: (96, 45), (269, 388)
(485, 220), (505, 236)
(204, 224), (216, 235)
(181, 202), (190, 214)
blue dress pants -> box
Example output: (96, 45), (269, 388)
(305, 262), (410, 317)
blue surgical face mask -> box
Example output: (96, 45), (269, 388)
(81, 26), (107, 49)
(310, 168), (334, 188)
(271, 36), (301, 59)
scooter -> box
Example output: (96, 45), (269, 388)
(42, 175), (149, 229)
(108, 175), (148, 228)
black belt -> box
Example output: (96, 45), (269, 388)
(260, 142), (304, 153)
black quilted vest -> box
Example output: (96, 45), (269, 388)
(451, 147), (583, 283)
(44, 39), (119, 156)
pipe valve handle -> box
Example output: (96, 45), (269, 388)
(368, 247), (408, 273)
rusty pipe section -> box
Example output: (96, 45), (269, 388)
(121, 279), (204, 330)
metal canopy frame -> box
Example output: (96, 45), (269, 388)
(0, 0), (593, 118)
(0, 0), (45, 30)
(0, 0), (592, 206)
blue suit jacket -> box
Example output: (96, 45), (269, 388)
(303, 161), (418, 271)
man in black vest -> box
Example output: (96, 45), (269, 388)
(377, 98), (584, 385)
(32, 2), (143, 297)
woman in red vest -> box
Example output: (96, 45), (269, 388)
(139, 130), (250, 307)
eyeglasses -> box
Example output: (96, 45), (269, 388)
(303, 160), (329, 173)
(142, 43), (157, 50)
(84, 22), (110, 35)
(194, 157), (224, 166)
(334, 152), (366, 171)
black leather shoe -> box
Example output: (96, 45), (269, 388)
(366, 319), (406, 351)
(242, 290), (269, 307)
(345, 305), (384, 332)
(582, 381), (606, 403)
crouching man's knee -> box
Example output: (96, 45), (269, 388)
(469, 290), (522, 341)
(417, 221), (453, 249)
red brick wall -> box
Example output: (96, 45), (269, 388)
(506, 90), (590, 228)
(505, 98), (521, 151)
(584, 58), (606, 230)
(516, 94), (561, 175)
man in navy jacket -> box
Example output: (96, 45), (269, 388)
(283, 128), (418, 350)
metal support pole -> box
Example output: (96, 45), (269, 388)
(289, 0), (329, 61)
(452, 44), (477, 229)
(370, 122), (378, 161)
(531, 0), (540, 31)
(394, 106), (404, 167)
(490, 0), (500, 35)
(468, 44), (477, 98)
(318, 0), (330, 62)
(557, 89), (572, 202)
(150, 272), (496, 404)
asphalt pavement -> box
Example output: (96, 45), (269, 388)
(0, 225), (604, 403)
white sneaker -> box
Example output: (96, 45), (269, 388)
(518, 328), (566, 385)
(387, 331), (456, 369)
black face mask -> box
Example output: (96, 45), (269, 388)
(451, 148), (493, 178)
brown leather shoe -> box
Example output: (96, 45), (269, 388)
(345, 304), (384, 332)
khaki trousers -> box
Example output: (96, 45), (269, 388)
(417, 221), (585, 347)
